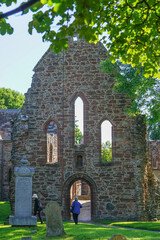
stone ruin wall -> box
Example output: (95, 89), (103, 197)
(0, 110), (19, 200)
(6, 38), (159, 220)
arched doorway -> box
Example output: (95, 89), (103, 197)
(63, 174), (97, 221)
(70, 180), (91, 221)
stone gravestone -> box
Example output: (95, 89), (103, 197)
(10, 156), (37, 226)
(109, 234), (127, 240)
(46, 202), (65, 237)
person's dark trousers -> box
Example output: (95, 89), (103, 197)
(34, 211), (43, 224)
(73, 213), (78, 224)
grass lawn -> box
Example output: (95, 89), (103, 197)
(97, 220), (160, 232)
(1, 202), (160, 240)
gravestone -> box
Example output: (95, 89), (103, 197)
(46, 202), (65, 237)
(109, 234), (127, 240)
(9, 156), (37, 226)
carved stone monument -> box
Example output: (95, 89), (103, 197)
(9, 156), (37, 226)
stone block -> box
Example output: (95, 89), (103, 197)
(46, 202), (65, 237)
(9, 157), (37, 226)
(109, 234), (127, 240)
(10, 216), (37, 226)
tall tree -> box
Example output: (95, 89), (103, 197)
(0, 88), (25, 109)
(101, 59), (160, 127)
(0, 0), (159, 79)
(75, 120), (83, 144)
(149, 124), (160, 140)
(101, 141), (112, 162)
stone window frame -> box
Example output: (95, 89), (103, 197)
(99, 117), (115, 163)
(74, 151), (85, 170)
(70, 91), (88, 146)
(44, 118), (61, 164)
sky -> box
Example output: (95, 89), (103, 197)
(0, 3), (50, 94)
(0, 3), (112, 143)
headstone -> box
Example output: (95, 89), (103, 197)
(9, 156), (37, 226)
(109, 234), (127, 240)
(46, 202), (65, 237)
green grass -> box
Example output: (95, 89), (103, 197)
(97, 220), (160, 232)
(0, 201), (11, 224)
(1, 202), (160, 240)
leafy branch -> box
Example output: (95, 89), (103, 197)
(0, 0), (40, 20)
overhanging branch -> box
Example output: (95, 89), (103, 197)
(0, 0), (40, 20)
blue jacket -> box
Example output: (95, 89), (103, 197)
(71, 201), (82, 215)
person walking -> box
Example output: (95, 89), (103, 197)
(71, 196), (82, 224)
(32, 193), (43, 224)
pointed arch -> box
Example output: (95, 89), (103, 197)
(99, 118), (114, 162)
(70, 92), (88, 145)
(63, 173), (97, 220)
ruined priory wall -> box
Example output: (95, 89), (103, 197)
(0, 110), (19, 200)
(0, 140), (12, 200)
(11, 38), (148, 220)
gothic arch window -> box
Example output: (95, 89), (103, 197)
(74, 96), (84, 145)
(101, 119), (112, 162)
(152, 148), (159, 169)
(46, 121), (58, 163)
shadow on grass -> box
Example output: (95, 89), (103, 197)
(96, 220), (160, 232)
(1, 221), (160, 240)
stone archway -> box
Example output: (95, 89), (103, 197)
(63, 173), (97, 220)
(70, 180), (91, 221)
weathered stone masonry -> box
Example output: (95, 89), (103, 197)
(0, 109), (19, 200)
(9, 38), (159, 220)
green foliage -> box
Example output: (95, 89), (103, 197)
(75, 121), (83, 144)
(149, 124), (160, 140)
(101, 59), (160, 126)
(101, 141), (112, 162)
(0, 202), (11, 224)
(0, 88), (25, 109)
(0, 0), (160, 78)
(0, 18), (13, 35)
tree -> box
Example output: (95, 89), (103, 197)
(149, 124), (160, 140)
(75, 121), (83, 144)
(0, 88), (25, 109)
(101, 141), (112, 162)
(0, 0), (159, 79)
(101, 59), (160, 127)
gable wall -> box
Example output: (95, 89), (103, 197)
(2, 38), (155, 220)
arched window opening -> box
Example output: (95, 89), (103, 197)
(101, 120), (112, 162)
(74, 97), (84, 145)
(70, 180), (91, 221)
(152, 148), (159, 169)
(47, 121), (58, 163)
